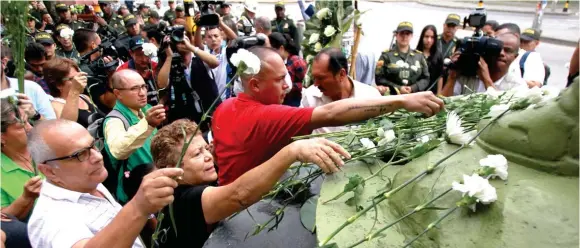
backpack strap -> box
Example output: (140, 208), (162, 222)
(105, 109), (129, 130)
(519, 51), (532, 77)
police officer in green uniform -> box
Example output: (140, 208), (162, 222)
(375, 22), (430, 95)
(115, 14), (141, 61)
(54, 24), (80, 64)
(271, 2), (298, 41)
(438, 13), (462, 59)
(137, 4), (150, 23)
(99, 1), (125, 35)
(238, 2), (257, 36)
(55, 3), (88, 31)
(163, 1), (177, 23)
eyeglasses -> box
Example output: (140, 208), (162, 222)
(42, 138), (104, 164)
(115, 84), (148, 93)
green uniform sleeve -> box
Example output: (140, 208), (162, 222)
(375, 53), (399, 90)
(411, 55), (431, 92)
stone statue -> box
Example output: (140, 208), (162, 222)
(317, 81), (579, 248)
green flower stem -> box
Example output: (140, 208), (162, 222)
(345, 187), (453, 248)
(401, 206), (459, 248)
(319, 108), (510, 246)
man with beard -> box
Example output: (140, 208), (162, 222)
(117, 37), (160, 106)
(437, 14), (461, 59)
(24, 42), (50, 95)
(440, 32), (527, 96)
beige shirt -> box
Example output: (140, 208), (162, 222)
(103, 108), (155, 160)
(300, 78), (382, 134)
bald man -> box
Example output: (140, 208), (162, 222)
(212, 46), (445, 185)
(27, 119), (183, 248)
(102, 70), (166, 203)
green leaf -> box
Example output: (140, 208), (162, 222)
(300, 196), (318, 233)
(168, 203), (177, 236)
(409, 139), (442, 158)
(344, 174), (364, 193)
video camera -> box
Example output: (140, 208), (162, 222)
(79, 36), (120, 81)
(195, 1), (223, 26)
(226, 35), (267, 72)
(451, 8), (503, 77)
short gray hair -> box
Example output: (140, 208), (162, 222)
(1, 99), (18, 133)
(255, 16), (271, 31)
(27, 119), (73, 165)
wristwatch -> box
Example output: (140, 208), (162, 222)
(30, 111), (41, 121)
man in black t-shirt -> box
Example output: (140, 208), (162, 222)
(150, 119), (350, 247)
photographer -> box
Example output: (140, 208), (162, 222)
(117, 36), (161, 106)
(441, 32), (526, 96)
(74, 28), (117, 113)
(193, 13), (238, 100)
(156, 29), (220, 129)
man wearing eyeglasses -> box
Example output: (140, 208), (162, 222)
(117, 36), (160, 106)
(102, 70), (166, 204)
(27, 119), (183, 248)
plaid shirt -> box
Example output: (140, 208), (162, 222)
(28, 71), (51, 95)
(286, 55), (307, 96)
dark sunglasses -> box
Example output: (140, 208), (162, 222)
(42, 138), (104, 164)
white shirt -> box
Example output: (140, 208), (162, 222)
(452, 69), (527, 95)
(509, 48), (545, 83)
(205, 44), (228, 100)
(3, 77), (56, 119)
(28, 181), (144, 248)
(301, 78), (381, 134)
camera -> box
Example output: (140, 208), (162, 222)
(195, 1), (223, 26)
(451, 8), (503, 77)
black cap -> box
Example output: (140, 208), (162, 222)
(55, 3), (69, 12)
(396, 21), (413, 33)
(129, 36), (145, 51)
(521, 28), (541, 41)
(138, 4), (149, 10)
(123, 14), (138, 27)
(445, 13), (461, 26)
(221, 2), (232, 7)
(35, 32), (55, 45)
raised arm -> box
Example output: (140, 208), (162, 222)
(310, 91), (443, 129)
(200, 138), (350, 224)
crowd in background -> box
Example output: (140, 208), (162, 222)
(0, 0), (578, 248)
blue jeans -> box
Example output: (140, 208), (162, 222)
(1, 214), (32, 248)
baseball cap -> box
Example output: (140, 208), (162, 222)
(176, 5), (184, 11)
(521, 28), (541, 41)
(445, 13), (461, 26)
(35, 32), (55, 45)
(129, 36), (145, 51)
(138, 4), (149, 10)
(221, 2), (232, 7)
(149, 10), (160, 19)
(168, 0), (175, 3)
(123, 14), (138, 27)
(55, 3), (69, 12)
(396, 21), (413, 33)
(275, 1), (285, 8)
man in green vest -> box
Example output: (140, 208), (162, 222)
(103, 70), (166, 203)
(438, 13), (462, 59)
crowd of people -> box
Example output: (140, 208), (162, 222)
(0, 0), (578, 248)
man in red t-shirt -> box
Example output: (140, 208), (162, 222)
(117, 36), (160, 106)
(212, 47), (445, 185)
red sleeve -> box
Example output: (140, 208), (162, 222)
(116, 62), (129, 71)
(256, 105), (314, 145)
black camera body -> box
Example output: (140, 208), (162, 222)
(195, 1), (223, 27)
(225, 35), (267, 73)
(452, 8), (504, 77)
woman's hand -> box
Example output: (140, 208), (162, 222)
(71, 72), (88, 93)
(22, 176), (42, 201)
(290, 138), (351, 174)
(15, 93), (36, 118)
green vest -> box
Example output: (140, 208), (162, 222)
(104, 101), (156, 203)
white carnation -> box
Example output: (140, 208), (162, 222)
(230, 48), (261, 75)
(452, 174), (498, 212)
(479, 154), (508, 180)
(446, 111), (472, 146)
(487, 104), (510, 118)
(314, 42), (322, 52)
(59, 27), (74, 39)
(142, 43), (157, 58)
